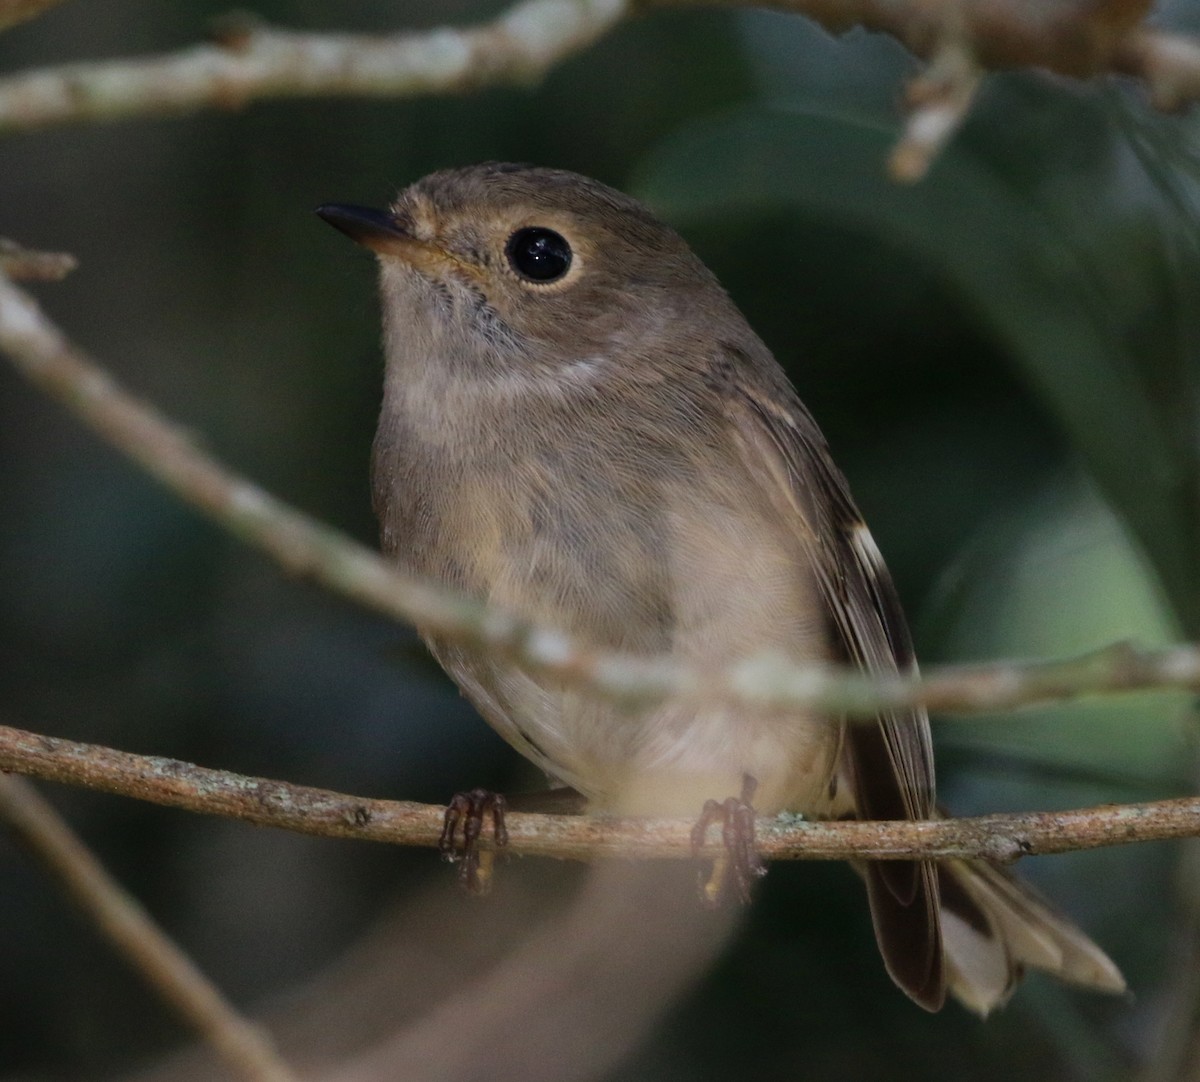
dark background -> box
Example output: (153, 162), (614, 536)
(2, 1), (1199, 1078)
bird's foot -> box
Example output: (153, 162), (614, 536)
(689, 773), (766, 907)
(439, 789), (509, 894)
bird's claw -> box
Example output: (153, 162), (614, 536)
(439, 788), (509, 894)
(689, 774), (766, 906)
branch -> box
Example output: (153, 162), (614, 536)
(2, 723), (1198, 864)
(0, 0), (629, 134)
(889, 32), (983, 182)
(0, 773), (300, 1082)
(692, 0), (1200, 179)
(0, 0), (68, 33)
(0, 238), (77, 281)
(3, 269), (1200, 719)
(0, 0), (1196, 145)
(1115, 28), (1200, 111)
(696, 0), (1157, 75)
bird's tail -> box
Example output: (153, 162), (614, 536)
(938, 857), (1126, 1016)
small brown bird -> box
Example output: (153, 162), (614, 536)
(318, 163), (1124, 1014)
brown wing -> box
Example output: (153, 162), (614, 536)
(723, 361), (944, 1011)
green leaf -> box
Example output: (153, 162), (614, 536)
(922, 471), (1187, 790)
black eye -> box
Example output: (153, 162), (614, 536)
(505, 227), (572, 283)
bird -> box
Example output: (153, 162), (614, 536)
(317, 162), (1125, 1014)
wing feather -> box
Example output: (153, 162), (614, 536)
(727, 380), (935, 819)
(722, 362), (944, 1010)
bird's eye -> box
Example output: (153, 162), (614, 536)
(505, 227), (572, 283)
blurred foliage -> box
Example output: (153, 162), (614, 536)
(1, 2), (1199, 1080)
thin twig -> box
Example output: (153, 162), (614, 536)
(0, 773), (300, 1082)
(667, 0), (1156, 74)
(0, 0), (629, 134)
(0, 0), (1194, 139)
(1115, 28), (1200, 111)
(1, 723), (1198, 863)
(890, 33), (983, 182)
(0, 238), (78, 281)
(2, 269), (1200, 718)
(0, 0), (69, 33)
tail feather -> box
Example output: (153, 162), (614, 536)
(939, 858), (1126, 1016)
(863, 859), (945, 1011)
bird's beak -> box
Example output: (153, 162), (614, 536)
(316, 203), (464, 277)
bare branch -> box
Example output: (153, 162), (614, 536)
(0, 0), (1195, 143)
(0, 0), (628, 134)
(2, 269), (1200, 719)
(2, 723), (1198, 864)
(0, 773), (300, 1082)
(668, 0), (1157, 75)
(0, 0), (69, 33)
(889, 34), (982, 182)
(1115, 28), (1200, 111)
(690, 0), (1197, 177)
(0, 238), (77, 281)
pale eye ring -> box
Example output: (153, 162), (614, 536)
(505, 227), (572, 283)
